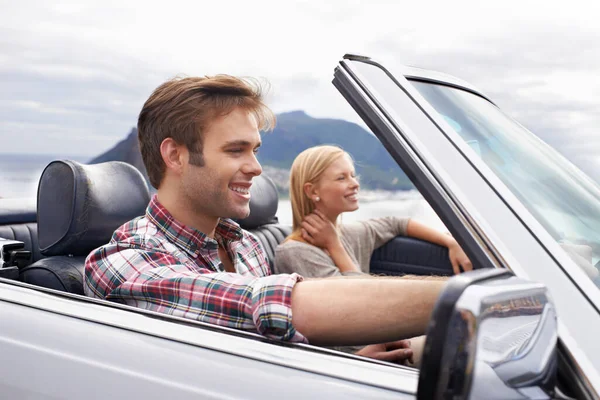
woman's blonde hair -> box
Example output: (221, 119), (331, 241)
(287, 145), (348, 241)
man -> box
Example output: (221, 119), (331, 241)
(84, 75), (460, 363)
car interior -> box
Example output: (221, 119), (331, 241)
(0, 160), (454, 298)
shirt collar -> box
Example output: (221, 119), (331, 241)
(146, 194), (243, 257)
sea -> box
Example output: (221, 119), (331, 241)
(0, 153), (91, 199)
(0, 153), (446, 230)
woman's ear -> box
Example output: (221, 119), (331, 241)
(303, 182), (318, 202)
(160, 138), (185, 175)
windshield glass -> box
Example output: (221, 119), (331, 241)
(410, 80), (600, 287)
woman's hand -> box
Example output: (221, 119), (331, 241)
(405, 219), (474, 275)
(301, 210), (361, 274)
(300, 209), (341, 251)
(447, 239), (473, 274)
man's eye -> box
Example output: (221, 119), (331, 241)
(227, 148), (243, 153)
(253, 148), (260, 154)
(337, 176), (345, 181)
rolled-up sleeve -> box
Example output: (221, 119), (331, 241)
(85, 244), (307, 343)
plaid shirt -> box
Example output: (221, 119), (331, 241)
(84, 195), (306, 343)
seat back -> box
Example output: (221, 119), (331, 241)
(21, 165), (287, 292)
(0, 198), (43, 265)
(235, 174), (290, 273)
(0, 223), (42, 265)
(20, 160), (151, 293)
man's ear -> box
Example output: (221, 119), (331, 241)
(303, 182), (318, 200)
(160, 138), (185, 176)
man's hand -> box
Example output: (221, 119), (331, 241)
(448, 240), (472, 274)
(355, 339), (414, 365)
(301, 210), (341, 251)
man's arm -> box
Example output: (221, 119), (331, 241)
(86, 239), (444, 348)
(84, 244), (306, 342)
(291, 276), (445, 346)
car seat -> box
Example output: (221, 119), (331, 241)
(19, 160), (150, 294)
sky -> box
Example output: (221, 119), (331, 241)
(1, 0), (599, 182)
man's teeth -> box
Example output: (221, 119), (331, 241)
(230, 186), (249, 194)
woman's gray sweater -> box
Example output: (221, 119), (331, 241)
(274, 216), (410, 277)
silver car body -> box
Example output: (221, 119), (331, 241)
(1, 55), (598, 399)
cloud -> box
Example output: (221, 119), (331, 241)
(0, 0), (599, 183)
(369, 20), (600, 182)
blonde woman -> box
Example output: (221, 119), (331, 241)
(274, 145), (472, 278)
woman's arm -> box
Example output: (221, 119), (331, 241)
(406, 219), (473, 274)
(324, 240), (362, 274)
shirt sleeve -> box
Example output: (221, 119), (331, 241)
(84, 242), (307, 343)
(274, 243), (363, 278)
(360, 216), (411, 250)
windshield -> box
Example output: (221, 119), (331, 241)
(410, 80), (600, 287)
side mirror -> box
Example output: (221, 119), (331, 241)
(418, 269), (557, 400)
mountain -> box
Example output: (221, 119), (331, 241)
(89, 111), (414, 192)
(89, 128), (148, 179)
(262, 111), (412, 190)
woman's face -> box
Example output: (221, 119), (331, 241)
(313, 154), (360, 217)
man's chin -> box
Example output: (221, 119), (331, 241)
(228, 206), (251, 221)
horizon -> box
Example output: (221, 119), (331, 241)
(0, 108), (368, 158)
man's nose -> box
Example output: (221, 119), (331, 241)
(244, 153), (262, 176)
(351, 176), (360, 189)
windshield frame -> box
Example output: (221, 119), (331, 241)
(345, 58), (600, 312)
(333, 55), (600, 393)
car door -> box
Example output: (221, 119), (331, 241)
(0, 278), (420, 399)
(332, 55), (600, 399)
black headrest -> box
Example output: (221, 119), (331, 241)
(236, 174), (279, 230)
(37, 160), (150, 256)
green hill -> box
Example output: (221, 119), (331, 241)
(90, 111), (414, 192)
(261, 111), (412, 190)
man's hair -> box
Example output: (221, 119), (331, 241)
(286, 145), (350, 241)
(138, 75), (275, 188)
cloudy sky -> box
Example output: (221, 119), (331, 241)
(1, 0), (599, 181)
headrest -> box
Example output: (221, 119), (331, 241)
(236, 174), (279, 230)
(37, 160), (150, 256)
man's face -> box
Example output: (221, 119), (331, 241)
(181, 108), (262, 220)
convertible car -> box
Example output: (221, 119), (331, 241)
(1, 54), (599, 399)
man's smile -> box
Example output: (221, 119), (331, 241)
(229, 183), (251, 199)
